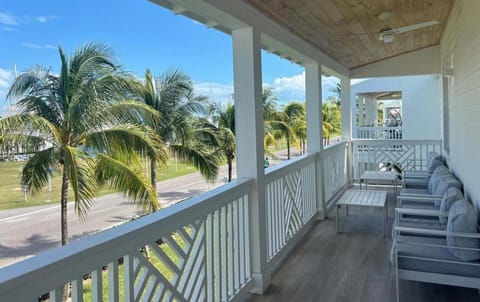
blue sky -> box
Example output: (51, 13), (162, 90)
(0, 0), (340, 113)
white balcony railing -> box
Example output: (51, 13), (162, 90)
(323, 141), (350, 209)
(352, 139), (442, 179)
(357, 126), (402, 140)
(264, 154), (318, 262)
(0, 139), (442, 301)
(0, 179), (254, 302)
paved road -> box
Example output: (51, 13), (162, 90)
(0, 163), (239, 268)
(0, 150), (300, 268)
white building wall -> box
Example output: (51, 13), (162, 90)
(440, 0), (480, 207)
(351, 75), (441, 140)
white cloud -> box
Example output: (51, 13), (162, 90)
(193, 82), (233, 103)
(0, 68), (14, 89)
(273, 71), (305, 92)
(2, 26), (15, 31)
(36, 16), (47, 23)
(191, 73), (347, 107)
(35, 15), (58, 23)
(0, 68), (14, 106)
(0, 12), (18, 26)
(22, 42), (56, 50)
(270, 72), (342, 103)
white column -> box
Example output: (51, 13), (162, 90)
(365, 95), (377, 126)
(232, 27), (269, 294)
(340, 76), (352, 140)
(305, 63), (325, 219)
(341, 76), (354, 183)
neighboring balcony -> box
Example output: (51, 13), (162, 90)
(3, 138), (472, 302)
(357, 126), (403, 140)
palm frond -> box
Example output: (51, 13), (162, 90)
(21, 147), (58, 194)
(63, 146), (98, 220)
(95, 154), (159, 212)
(0, 114), (62, 145)
(102, 99), (162, 128)
(169, 143), (220, 182)
(85, 124), (168, 164)
(7, 67), (65, 125)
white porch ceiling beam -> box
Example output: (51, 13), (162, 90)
(149, 0), (349, 77)
(351, 45), (440, 78)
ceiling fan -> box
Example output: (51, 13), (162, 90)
(376, 11), (439, 43)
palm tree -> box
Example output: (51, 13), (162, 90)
(266, 102), (303, 160)
(1, 44), (164, 248)
(292, 104), (307, 154)
(139, 69), (219, 191)
(322, 101), (342, 145)
(202, 102), (236, 182)
(262, 86), (278, 120)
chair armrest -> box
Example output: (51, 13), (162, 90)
(403, 171), (430, 178)
(394, 226), (480, 239)
(399, 193), (442, 199)
(397, 195), (441, 207)
(395, 208), (447, 217)
(395, 208), (447, 224)
(397, 195), (441, 202)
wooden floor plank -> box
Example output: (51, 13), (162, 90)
(248, 188), (480, 302)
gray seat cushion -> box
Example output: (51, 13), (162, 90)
(438, 187), (464, 223)
(447, 199), (480, 261)
(427, 156), (444, 173)
(426, 152), (440, 169)
(427, 165), (450, 192)
(430, 175), (462, 205)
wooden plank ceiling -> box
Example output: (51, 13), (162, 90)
(243, 0), (454, 69)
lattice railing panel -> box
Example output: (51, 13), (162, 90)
(265, 155), (317, 261)
(323, 142), (349, 204)
(352, 139), (442, 178)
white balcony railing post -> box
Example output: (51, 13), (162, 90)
(232, 27), (269, 294)
(305, 62), (325, 219)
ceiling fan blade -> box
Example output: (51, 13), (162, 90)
(392, 20), (439, 34)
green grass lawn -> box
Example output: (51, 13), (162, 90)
(0, 159), (198, 211)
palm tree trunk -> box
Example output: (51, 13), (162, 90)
(60, 168), (69, 246)
(287, 137), (290, 160)
(60, 167), (69, 301)
(227, 159), (232, 182)
(150, 157), (157, 194)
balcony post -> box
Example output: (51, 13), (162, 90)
(305, 63), (325, 219)
(232, 27), (269, 294)
(341, 76), (353, 183)
(341, 76), (352, 141)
